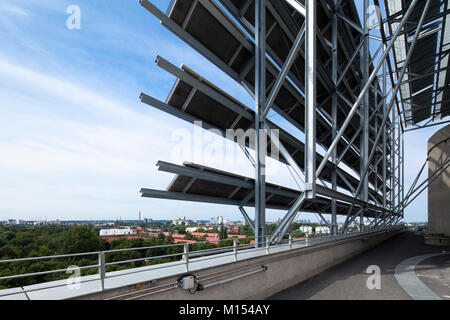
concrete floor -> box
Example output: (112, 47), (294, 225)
(268, 231), (450, 300)
(416, 254), (450, 300)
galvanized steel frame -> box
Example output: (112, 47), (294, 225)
(138, 0), (444, 247)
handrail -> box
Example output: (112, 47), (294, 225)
(0, 225), (403, 298)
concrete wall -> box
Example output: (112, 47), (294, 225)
(76, 229), (402, 300)
(427, 124), (450, 237)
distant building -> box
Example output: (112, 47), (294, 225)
(218, 216), (223, 225)
(299, 226), (313, 235)
(172, 216), (186, 226)
(99, 228), (136, 236)
(164, 232), (247, 244)
(186, 219), (196, 226)
(315, 226), (331, 234)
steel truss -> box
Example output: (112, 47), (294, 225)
(139, 0), (448, 247)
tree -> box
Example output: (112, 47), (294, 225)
(1, 231), (16, 241)
(0, 244), (22, 259)
(266, 223), (277, 235)
(55, 226), (107, 254)
(218, 223), (227, 240)
(166, 233), (174, 243)
(184, 232), (195, 240)
(157, 232), (166, 241)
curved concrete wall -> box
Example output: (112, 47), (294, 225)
(427, 124), (450, 238)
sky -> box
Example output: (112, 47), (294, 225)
(0, 0), (445, 223)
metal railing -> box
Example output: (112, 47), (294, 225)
(0, 225), (403, 298)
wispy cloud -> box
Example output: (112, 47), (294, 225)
(0, 2), (31, 16)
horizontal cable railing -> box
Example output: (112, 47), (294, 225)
(0, 225), (403, 299)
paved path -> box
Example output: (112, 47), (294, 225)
(269, 231), (450, 300)
(415, 254), (450, 300)
(394, 252), (449, 300)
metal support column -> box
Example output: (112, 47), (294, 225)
(397, 109), (401, 215)
(391, 99), (396, 213)
(316, 0), (420, 178)
(382, 43), (387, 219)
(305, 0), (317, 199)
(401, 132), (405, 218)
(254, 0), (267, 247)
(360, 0), (370, 231)
(354, 0), (431, 217)
(331, 0), (338, 235)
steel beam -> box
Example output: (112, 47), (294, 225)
(263, 25), (306, 117)
(331, 0), (338, 235)
(316, 0), (420, 178)
(360, 0), (370, 231)
(269, 193), (307, 243)
(355, 0), (432, 200)
(305, 0), (317, 199)
(254, 0), (267, 247)
(239, 206), (255, 233)
(382, 43), (387, 213)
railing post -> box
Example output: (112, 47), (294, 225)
(233, 238), (238, 262)
(266, 236), (270, 254)
(184, 243), (189, 272)
(98, 251), (105, 291)
(306, 233), (309, 246)
(289, 234), (292, 249)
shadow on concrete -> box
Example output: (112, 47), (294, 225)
(268, 231), (449, 300)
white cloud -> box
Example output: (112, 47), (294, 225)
(0, 58), (159, 126)
(0, 57), (178, 219)
(0, 3), (31, 17)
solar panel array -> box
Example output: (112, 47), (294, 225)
(138, 0), (446, 222)
(385, 0), (450, 126)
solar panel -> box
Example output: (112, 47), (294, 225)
(138, 0), (418, 230)
(144, 0), (390, 183)
(142, 56), (389, 203)
(140, 161), (389, 217)
(385, 0), (450, 126)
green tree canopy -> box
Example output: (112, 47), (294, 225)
(54, 226), (108, 254)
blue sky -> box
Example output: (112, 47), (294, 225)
(0, 0), (443, 223)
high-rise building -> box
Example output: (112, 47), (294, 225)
(172, 216), (186, 226)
